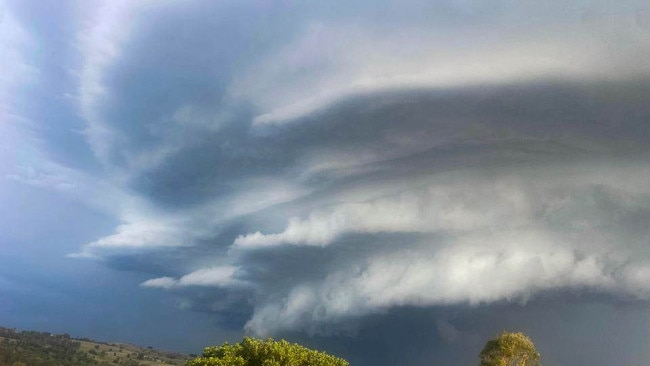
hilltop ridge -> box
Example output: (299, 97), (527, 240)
(0, 326), (190, 366)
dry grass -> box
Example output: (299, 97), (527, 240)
(76, 339), (188, 366)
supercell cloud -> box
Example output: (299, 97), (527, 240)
(2, 0), (650, 364)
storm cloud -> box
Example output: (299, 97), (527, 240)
(3, 0), (650, 364)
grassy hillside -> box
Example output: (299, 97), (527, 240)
(0, 326), (189, 366)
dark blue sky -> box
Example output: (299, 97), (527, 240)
(2, 0), (650, 364)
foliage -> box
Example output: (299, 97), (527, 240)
(186, 337), (349, 366)
(479, 332), (541, 366)
(0, 326), (186, 366)
(0, 327), (93, 366)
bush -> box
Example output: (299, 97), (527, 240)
(479, 331), (541, 366)
(186, 337), (348, 366)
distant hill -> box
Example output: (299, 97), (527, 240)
(0, 326), (190, 366)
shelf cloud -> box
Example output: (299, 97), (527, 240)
(3, 0), (650, 364)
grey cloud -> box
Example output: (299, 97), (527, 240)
(11, 0), (646, 364)
(106, 81), (650, 210)
(76, 77), (650, 352)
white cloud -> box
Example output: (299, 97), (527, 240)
(231, 5), (650, 126)
(70, 175), (311, 259)
(67, 190), (208, 258)
(235, 163), (650, 250)
(233, 176), (525, 249)
(0, 1), (38, 101)
(178, 266), (240, 287)
(140, 276), (177, 289)
(244, 227), (650, 335)
(68, 208), (207, 258)
(235, 161), (650, 334)
(75, 0), (142, 163)
(141, 266), (242, 289)
(86, 221), (189, 249)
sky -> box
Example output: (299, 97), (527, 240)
(1, 0), (650, 364)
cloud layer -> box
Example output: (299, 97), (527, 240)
(237, 161), (650, 335)
(4, 0), (650, 364)
(67, 0), (650, 338)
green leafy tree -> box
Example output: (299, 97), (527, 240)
(186, 337), (349, 366)
(479, 332), (541, 366)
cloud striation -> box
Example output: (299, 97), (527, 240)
(4, 0), (650, 364)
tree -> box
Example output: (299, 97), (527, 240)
(479, 332), (541, 366)
(186, 337), (349, 366)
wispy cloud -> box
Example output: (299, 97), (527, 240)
(0, 0), (38, 101)
(75, 0), (141, 163)
(141, 266), (244, 289)
(233, 3), (650, 126)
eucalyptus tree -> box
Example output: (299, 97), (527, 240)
(479, 331), (541, 366)
(186, 337), (349, 366)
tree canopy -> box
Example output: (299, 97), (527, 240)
(186, 337), (349, 366)
(479, 331), (541, 366)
